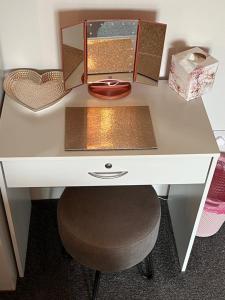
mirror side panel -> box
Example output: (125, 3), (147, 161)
(135, 21), (166, 85)
(61, 23), (85, 90)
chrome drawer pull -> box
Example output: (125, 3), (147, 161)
(88, 171), (128, 179)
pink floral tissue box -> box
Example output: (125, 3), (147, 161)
(169, 47), (218, 101)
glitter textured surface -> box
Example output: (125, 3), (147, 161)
(65, 106), (157, 151)
(3, 70), (68, 111)
(87, 38), (135, 74)
(137, 21), (166, 81)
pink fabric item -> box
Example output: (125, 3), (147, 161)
(205, 198), (225, 214)
(205, 153), (225, 214)
(197, 153), (225, 237)
(197, 209), (225, 237)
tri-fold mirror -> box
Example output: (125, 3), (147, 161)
(86, 20), (138, 84)
(60, 13), (166, 97)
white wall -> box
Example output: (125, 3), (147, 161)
(0, 0), (225, 129)
(0, 42), (4, 105)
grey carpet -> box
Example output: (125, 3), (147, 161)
(1, 199), (225, 300)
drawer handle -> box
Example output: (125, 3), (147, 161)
(88, 171), (128, 179)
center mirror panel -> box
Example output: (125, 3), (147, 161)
(61, 23), (84, 90)
(86, 20), (138, 83)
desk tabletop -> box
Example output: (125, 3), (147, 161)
(0, 81), (219, 160)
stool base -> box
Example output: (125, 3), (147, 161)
(92, 271), (101, 300)
(91, 255), (153, 300)
(137, 254), (154, 279)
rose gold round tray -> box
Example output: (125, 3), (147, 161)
(88, 79), (131, 100)
(3, 69), (70, 111)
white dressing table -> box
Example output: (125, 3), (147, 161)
(0, 81), (219, 285)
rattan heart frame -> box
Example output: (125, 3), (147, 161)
(3, 69), (70, 111)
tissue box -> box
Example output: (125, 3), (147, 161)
(169, 47), (218, 101)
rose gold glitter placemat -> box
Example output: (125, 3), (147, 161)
(65, 106), (157, 150)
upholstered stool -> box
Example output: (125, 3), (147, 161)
(57, 185), (161, 299)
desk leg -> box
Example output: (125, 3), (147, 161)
(0, 164), (31, 277)
(0, 191), (17, 290)
(167, 157), (218, 272)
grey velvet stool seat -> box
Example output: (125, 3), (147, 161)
(57, 185), (161, 299)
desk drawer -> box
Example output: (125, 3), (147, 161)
(3, 156), (211, 188)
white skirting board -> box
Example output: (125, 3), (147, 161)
(30, 185), (169, 200)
